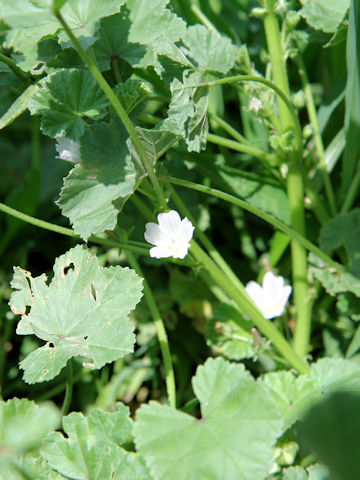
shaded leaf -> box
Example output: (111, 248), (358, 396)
(135, 357), (283, 480)
(58, 120), (137, 240)
(41, 405), (150, 480)
(93, 10), (146, 71)
(29, 68), (109, 139)
(113, 79), (151, 115)
(205, 302), (255, 360)
(9, 245), (143, 383)
(0, 84), (38, 129)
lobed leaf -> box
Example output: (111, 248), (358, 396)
(134, 357), (283, 480)
(0, 85), (38, 130)
(29, 68), (109, 139)
(299, 0), (350, 33)
(9, 245), (143, 383)
(41, 404), (150, 480)
(58, 119), (137, 240)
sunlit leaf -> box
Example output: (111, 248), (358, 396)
(299, 0), (350, 33)
(9, 245), (143, 383)
(41, 405), (150, 480)
(135, 357), (283, 480)
(29, 68), (109, 139)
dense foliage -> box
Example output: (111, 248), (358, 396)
(0, 0), (359, 479)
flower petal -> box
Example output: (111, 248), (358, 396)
(157, 210), (182, 235)
(144, 222), (161, 245)
(245, 281), (264, 307)
(149, 246), (173, 258)
(262, 272), (284, 297)
(180, 217), (195, 242)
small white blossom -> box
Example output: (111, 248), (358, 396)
(245, 272), (292, 319)
(55, 137), (81, 163)
(249, 96), (263, 114)
(144, 210), (194, 259)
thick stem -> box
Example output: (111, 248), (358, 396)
(61, 359), (73, 416)
(126, 252), (176, 408)
(54, 10), (167, 211)
(190, 241), (309, 374)
(0, 53), (31, 83)
(263, 4), (310, 357)
(341, 161), (360, 213)
(296, 54), (337, 216)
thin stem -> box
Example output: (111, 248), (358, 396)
(159, 175), (343, 273)
(167, 183), (244, 290)
(190, 241), (309, 374)
(174, 74), (302, 148)
(191, 5), (218, 32)
(0, 202), (149, 255)
(207, 133), (277, 165)
(0, 52), (31, 83)
(296, 53), (337, 216)
(61, 359), (73, 415)
(31, 115), (41, 171)
(54, 9), (167, 211)
(340, 161), (360, 213)
(263, 4), (310, 358)
(209, 113), (250, 144)
(126, 251), (176, 408)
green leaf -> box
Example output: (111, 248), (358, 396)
(93, 11), (146, 71)
(0, 454), (66, 480)
(182, 24), (238, 74)
(340, 0), (360, 197)
(9, 245), (143, 383)
(299, 0), (350, 33)
(29, 68), (109, 139)
(262, 357), (360, 431)
(58, 119), (137, 239)
(309, 253), (360, 296)
(41, 405), (150, 480)
(205, 302), (256, 360)
(0, 84), (38, 129)
(282, 465), (330, 480)
(58, 0), (124, 49)
(162, 70), (209, 152)
(319, 209), (360, 275)
(0, 398), (60, 455)
(113, 79), (151, 115)
(134, 357), (283, 480)
(127, 0), (186, 67)
(299, 391), (360, 480)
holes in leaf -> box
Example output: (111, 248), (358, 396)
(49, 342), (55, 349)
(63, 263), (75, 276)
(84, 335), (88, 340)
(90, 282), (97, 302)
(24, 305), (31, 316)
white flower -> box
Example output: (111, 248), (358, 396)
(245, 272), (292, 319)
(144, 210), (194, 259)
(55, 137), (81, 163)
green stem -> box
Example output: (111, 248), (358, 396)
(167, 183), (244, 290)
(126, 251), (176, 408)
(0, 202), (149, 255)
(31, 115), (41, 171)
(54, 10), (167, 211)
(207, 133), (278, 165)
(296, 54), (337, 216)
(0, 52), (31, 83)
(209, 113), (250, 144)
(263, 3), (310, 358)
(190, 241), (309, 374)
(61, 359), (73, 415)
(191, 5), (218, 32)
(175, 74), (302, 148)
(340, 161), (360, 213)
(159, 175), (343, 273)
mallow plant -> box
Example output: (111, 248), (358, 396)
(0, 0), (359, 479)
